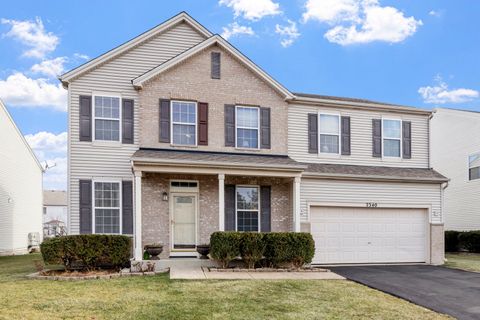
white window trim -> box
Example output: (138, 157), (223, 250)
(235, 185), (260, 232)
(92, 93), (122, 143)
(170, 100), (198, 146)
(92, 179), (122, 235)
(235, 106), (260, 150)
(382, 117), (402, 159)
(318, 112), (341, 156)
(468, 152), (480, 181)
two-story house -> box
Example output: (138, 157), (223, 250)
(59, 12), (447, 265)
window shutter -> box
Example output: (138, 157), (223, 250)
(79, 95), (92, 141)
(341, 116), (351, 155)
(122, 181), (133, 235)
(308, 113), (318, 153)
(260, 107), (271, 149)
(224, 185), (236, 231)
(198, 102), (208, 145)
(372, 119), (382, 157)
(260, 186), (271, 232)
(122, 99), (134, 144)
(159, 99), (170, 143)
(403, 121), (412, 159)
(79, 180), (92, 234)
(211, 52), (221, 79)
(225, 104), (235, 147)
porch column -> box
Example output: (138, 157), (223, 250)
(134, 170), (143, 260)
(293, 176), (301, 232)
(218, 174), (225, 231)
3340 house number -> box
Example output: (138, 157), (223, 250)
(366, 203), (378, 208)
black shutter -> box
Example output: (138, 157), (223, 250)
(198, 102), (208, 145)
(122, 181), (133, 235)
(122, 99), (134, 144)
(260, 107), (271, 149)
(403, 121), (412, 159)
(79, 95), (92, 141)
(159, 99), (170, 143)
(341, 116), (351, 155)
(225, 104), (235, 147)
(79, 180), (92, 234)
(225, 185), (236, 231)
(260, 186), (271, 232)
(211, 52), (221, 79)
(308, 113), (318, 153)
(372, 119), (382, 157)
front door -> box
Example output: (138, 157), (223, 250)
(172, 194), (197, 250)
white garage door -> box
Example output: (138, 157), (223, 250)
(310, 206), (428, 264)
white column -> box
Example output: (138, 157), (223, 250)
(293, 176), (301, 232)
(134, 171), (143, 260)
(218, 174), (225, 231)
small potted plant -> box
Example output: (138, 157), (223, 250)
(196, 244), (210, 259)
(144, 243), (163, 260)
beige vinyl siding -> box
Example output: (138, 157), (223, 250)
(288, 103), (430, 168)
(68, 22), (206, 234)
(300, 178), (442, 224)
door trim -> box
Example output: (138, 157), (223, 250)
(169, 192), (198, 253)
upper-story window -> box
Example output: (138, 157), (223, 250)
(94, 96), (121, 141)
(382, 119), (402, 157)
(469, 153), (480, 180)
(171, 101), (197, 146)
(319, 114), (340, 154)
(236, 106), (259, 149)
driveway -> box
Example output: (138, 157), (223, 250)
(330, 265), (480, 320)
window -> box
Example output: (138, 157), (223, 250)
(94, 182), (121, 234)
(236, 106), (259, 149)
(94, 96), (120, 141)
(236, 186), (259, 232)
(469, 153), (480, 180)
(383, 119), (401, 157)
(319, 114), (340, 154)
(172, 101), (196, 145)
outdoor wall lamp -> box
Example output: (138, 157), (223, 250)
(162, 192), (168, 201)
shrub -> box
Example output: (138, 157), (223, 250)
(210, 232), (241, 268)
(40, 235), (132, 271)
(264, 232), (315, 268)
(239, 232), (266, 269)
(458, 231), (480, 253)
(445, 231), (460, 252)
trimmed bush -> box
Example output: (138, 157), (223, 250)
(458, 231), (480, 253)
(445, 231), (460, 252)
(210, 232), (241, 268)
(40, 235), (132, 271)
(239, 232), (266, 269)
(264, 232), (315, 268)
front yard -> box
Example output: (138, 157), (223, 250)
(445, 252), (480, 273)
(0, 254), (449, 320)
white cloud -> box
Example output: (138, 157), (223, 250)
(1, 17), (59, 58)
(219, 0), (281, 20)
(221, 22), (255, 40)
(418, 76), (479, 104)
(25, 131), (67, 190)
(303, 0), (422, 45)
(73, 53), (89, 60)
(275, 20), (301, 47)
(0, 72), (67, 111)
(429, 10), (442, 17)
(31, 57), (67, 78)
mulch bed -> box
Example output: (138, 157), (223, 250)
(26, 268), (169, 281)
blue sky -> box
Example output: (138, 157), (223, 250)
(0, 0), (479, 190)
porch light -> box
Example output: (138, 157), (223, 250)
(162, 192), (168, 201)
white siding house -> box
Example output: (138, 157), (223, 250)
(0, 99), (43, 255)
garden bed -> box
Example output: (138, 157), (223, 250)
(26, 267), (169, 281)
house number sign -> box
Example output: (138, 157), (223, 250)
(366, 203), (378, 208)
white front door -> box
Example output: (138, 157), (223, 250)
(172, 194), (197, 250)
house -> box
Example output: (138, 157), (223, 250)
(43, 190), (68, 237)
(0, 99), (43, 255)
(431, 108), (480, 231)
(59, 12), (447, 265)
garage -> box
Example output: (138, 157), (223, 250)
(310, 206), (428, 264)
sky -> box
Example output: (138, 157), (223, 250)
(0, 0), (479, 190)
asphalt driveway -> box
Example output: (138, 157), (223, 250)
(330, 265), (480, 320)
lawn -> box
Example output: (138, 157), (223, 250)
(0, 254), (449, 320)
(445, 252), (480, 273)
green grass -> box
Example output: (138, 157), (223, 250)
(445, 252), (480, 273)
(0, 254), (450, 320)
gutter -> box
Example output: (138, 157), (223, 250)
(301, 172), (449, 184)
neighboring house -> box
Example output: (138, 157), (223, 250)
(0, 99), (43, 255)
(431, 108), (480, 231)
(43, 190), (68, 237)
(59, 12), (447, 265)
